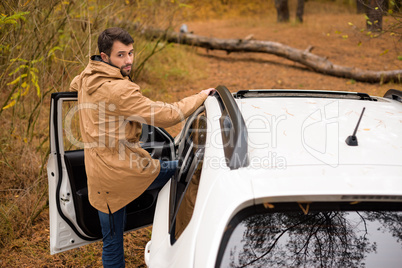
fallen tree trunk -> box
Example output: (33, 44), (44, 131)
(139, 27), (402, 84)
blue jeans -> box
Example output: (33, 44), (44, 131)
(98, 160), (178, 267)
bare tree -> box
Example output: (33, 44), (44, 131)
(275, 0), (306, 23)
(365, 0), (386, 31)
(296, 0), (306, 22)
(274, 0), (290, 22)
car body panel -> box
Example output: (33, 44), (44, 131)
(48, 93), (96, 254)
(147, 90), (402, 267)
(48, 87), (402, 266)
(47, 92), (175, 254)
(191, 166), (402, 267)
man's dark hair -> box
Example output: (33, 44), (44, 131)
(98, 27), (134, 56)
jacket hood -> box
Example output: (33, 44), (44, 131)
(73, 55), (126, 95)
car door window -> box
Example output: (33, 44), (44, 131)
(63, 100), (82, 150)
(169, 108), (207, 242)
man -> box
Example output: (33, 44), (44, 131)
(69, 27), (215, 267)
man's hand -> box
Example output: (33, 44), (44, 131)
(200, 88), (216, 96)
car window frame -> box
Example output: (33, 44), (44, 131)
(168, 106), (207, 244)
(48, 91), (177, 253)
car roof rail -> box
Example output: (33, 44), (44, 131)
(234, 89), (375, 101)
(384, 89), (402, 103)
(214, 85), (249, 170)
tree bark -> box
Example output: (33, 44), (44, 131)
(138, 26), (402, 84)
(366, 0), (385, 31)
(393, 0), (401, 11)
(274, 0), (290, 22)
(296, 0), (305, 23)
(356, 0), (367, 14)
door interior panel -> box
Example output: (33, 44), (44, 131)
(64, 150), (101, 237)
(63, 123), (175, 239)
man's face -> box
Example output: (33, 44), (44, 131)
(101, 41), (134, 76)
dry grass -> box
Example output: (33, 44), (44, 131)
(0, 0), (400, 267)
(0, 0), (200, 265)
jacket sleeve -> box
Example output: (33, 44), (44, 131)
(115, 81), (208, 128)
(69, 75), (80, 92)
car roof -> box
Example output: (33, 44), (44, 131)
(202, 89), (402, 198)
(238, 95), (402, 167)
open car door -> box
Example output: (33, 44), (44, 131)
(47, 92), (176, 254)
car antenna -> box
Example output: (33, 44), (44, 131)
(345, 107), (365, 146)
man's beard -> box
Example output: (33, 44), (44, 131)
(119, 64), (131, 76)
(108, 60), (131, 77)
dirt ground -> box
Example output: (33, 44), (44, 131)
(2, 4), (401, 268)
(168, 10), (401, 99)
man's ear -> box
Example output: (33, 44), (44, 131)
(100, 52), (109, 62)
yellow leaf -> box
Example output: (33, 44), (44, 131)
(348, 22), (353, 26)
(35, 82), (40, 97)
(31, 57), (43, 64)
(380, 49), (389, 56)
(2, 100), (16, 110)
(263, 203), (275, 209)
(9, 65), (29, 75)
(7, 74), (27, 85)
(23, 138), (27, 143)
(22, 85), (30, 96)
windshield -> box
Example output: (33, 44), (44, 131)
(216, 202), (402, 268)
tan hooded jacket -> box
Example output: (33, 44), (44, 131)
(69, 55), (208, 214)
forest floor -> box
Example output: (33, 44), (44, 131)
(169, 11), (401, 98)
(1, 3), (401, 268)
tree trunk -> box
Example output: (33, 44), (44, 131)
(366, 0), (385, 31)
(274, 0), (290, 22)
(383, 0), (389, 11)
(296, 0), (305, 23)
(138, 26), (402, 84)
(356, 0), (367, 14)
(393, 0), (401, 11)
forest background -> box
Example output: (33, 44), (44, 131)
(0, 0), (401, 267)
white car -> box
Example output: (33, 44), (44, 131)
(47, 86), (402, 267)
